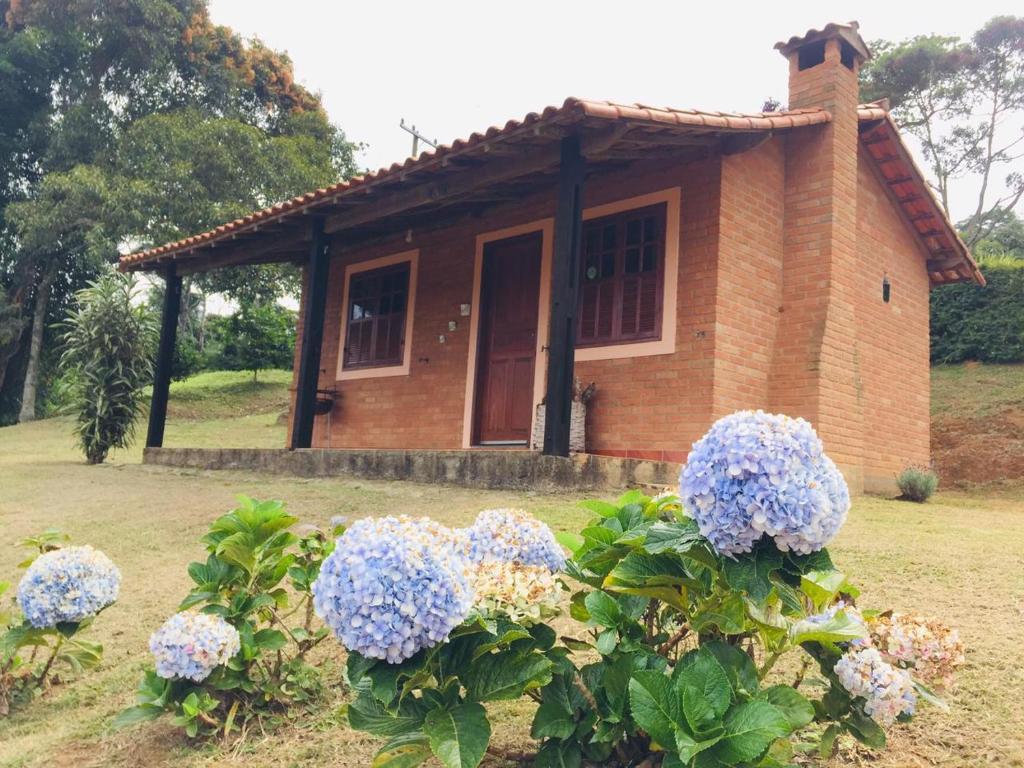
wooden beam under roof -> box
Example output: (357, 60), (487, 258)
(324, 124), (631, 235)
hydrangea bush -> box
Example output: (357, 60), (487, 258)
(1, 530), (115, 717)
(150, 612), (241, 682)
(312, 516), (474, 663)
(117, 497), (341, 737)
(17, 546), (120, 628)
(341, 411), (962, 768)
(681, 410), (850, 555)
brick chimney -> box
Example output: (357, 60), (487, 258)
(768, 23), (872, 492)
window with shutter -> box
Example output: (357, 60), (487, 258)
(343, 262), (411, 369)
(577, 203), (665, 347)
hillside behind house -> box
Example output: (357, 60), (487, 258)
(931, 363), (1024, 486)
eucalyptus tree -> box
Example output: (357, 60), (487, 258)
(860, 16), (1024, 246)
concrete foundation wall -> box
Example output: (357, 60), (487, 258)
(143, 448), (682, 493)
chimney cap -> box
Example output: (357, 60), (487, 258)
(774, 21), (872, 62)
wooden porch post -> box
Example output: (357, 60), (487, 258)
(543, 136), (585, 456)
(146, 264), (181, 448)
(291, 217), (330, 449)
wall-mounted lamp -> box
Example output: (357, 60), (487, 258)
(882, 276), (891, 303)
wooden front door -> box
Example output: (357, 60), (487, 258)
(474, 232), (543, 444)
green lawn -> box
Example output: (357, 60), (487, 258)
(0, 370), (1022, 767)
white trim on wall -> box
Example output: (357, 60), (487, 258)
(335, 249), (419, 381)
(575, 187), (681, 361)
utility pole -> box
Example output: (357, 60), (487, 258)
(400, 118), (437, 157)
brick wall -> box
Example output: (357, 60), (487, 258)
(712, 137), (786, 416)
(299, 156), (720, 459)
(854, 148), (931, 490)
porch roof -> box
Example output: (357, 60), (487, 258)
(118, 97), (832, 274)
(118, 96), (982, 286)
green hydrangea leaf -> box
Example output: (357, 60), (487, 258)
(756, 685), (815, 729)
(674, 649), (732, 719)
(701, 640), (760, 699)
(628, 670), (681, 749)
(714, 700), (791, 763)
(372, 732), (433, 768)
(723, 546), (783, 603)
(423, 702), (491, 768)
(463, 650), (552, 702)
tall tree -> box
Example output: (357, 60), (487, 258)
(860, 16), (1024, 246)
(0, 0), (356, 423)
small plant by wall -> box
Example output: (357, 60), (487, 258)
(896, 465), (939, 503)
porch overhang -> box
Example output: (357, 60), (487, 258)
(118, 97), (833, 275)
(858, 104), (984, 286)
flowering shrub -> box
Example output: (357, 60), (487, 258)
(1, 530), (114, 717)
(150, 612), (241, 682)
(471, 561), (560, 625)
(866, 612), (965, 685)
(464, 508), (566, 572)
(17, 546), (120, 628)
(835, 647), (916, 725)
(312, 516), (474, 663)
(339, 511), (563, 768)
(680, 410), (849, 555)
(341, 411), (961, 768)
(117, 497), (340, 737)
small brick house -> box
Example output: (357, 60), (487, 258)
(122, 22), (982, 493)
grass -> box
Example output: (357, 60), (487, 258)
(0, 369), (1022, 766)
(931, 363), (1024, 420)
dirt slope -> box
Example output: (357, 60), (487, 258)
(931, 363), (1024, 485)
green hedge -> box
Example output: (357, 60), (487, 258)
(931, 257), (1024, 363)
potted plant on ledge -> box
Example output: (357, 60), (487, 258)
(531, 378), (597, 453)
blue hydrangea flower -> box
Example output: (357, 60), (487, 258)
(312, 516), (474, 664)
(679, 410), (850, 556)
(835, 647), (917, 725)
(462, 509), (565, 573)
(149, 611), (241, 682)
(17, 546), (120, 628)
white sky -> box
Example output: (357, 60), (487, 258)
(207, 0), (1021, 223)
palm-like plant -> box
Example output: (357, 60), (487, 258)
(60, 272), (156, 464)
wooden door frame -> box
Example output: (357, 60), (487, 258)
(462, 219), (553, 448)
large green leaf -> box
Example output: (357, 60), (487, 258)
(643, 520), (703, 555)
(583, 591), (622, 628)
(789, 610), (867, 646)
(714, 701), (791, 763)
(701, 640), (759, 699)
(673, 726), (722, 764)
(423, 702), (491, 768)
(605, 551), (694, 589)
(799, 570), (850, 610)
(674, 649), (732, 719)
(579, 499), (621, 518)
(723, 546), (783, 603)
(535, 739), (583, 768)
(689, 592), (747, 635)
(372, 732), (433, 768)
(845, 708), (887, 748)
(628, 670), (681, 749)
(347, 689), (428, 737)
(463, 651), (552, 702)
(755, 686), (814, 729)
(530, 699), (576, 739)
